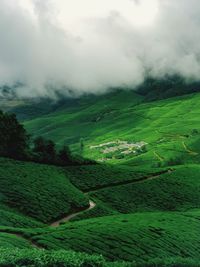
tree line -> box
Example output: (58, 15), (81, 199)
(0, 110), (95, 166)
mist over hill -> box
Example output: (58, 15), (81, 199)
(1, 0), (200, 98)
(1, 2), (200, 266)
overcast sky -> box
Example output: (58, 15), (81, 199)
(0, 0), (200, 98)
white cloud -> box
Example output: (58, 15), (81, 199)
(0, 0), (200, 97)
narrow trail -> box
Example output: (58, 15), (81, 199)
(0, 168), (173, 249)
(50, 199), (96, 227)
(153, 151), (165, 162)
(182, 141), (198, 156)
(50, 169), (171, 227)
(83, 169), (171, 193)
(0, 198), (97, 249)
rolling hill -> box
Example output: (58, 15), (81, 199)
(13, 90), (200, 169)
(0, 158), (89, 226)
(1, 88), (200, 266)
(21, 210), (200, 263)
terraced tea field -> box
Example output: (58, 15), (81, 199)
(2, 90), (200, 266)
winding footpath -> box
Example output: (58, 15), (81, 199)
(83, 169), (172, 193)
(50, 199), (96, 227)
(0, 169), (172, 249)
(0, 198), (97, 249)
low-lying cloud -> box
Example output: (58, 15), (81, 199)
(0, 0), (200, 98)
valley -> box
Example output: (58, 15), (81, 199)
(1, 1), (200, 265)
(13, 90), (200, 168)
(1, 89), (200, 266)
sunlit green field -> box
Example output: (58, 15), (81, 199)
(22, 91), (200, 168)
(1, 90), (200, 266)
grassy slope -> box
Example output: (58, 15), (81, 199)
(2, 91), (200, 266)
(0, 248), (107, 267)
(0, 204), (44, 228)
(0, 158), (88, 224)
(1, 250), (200, 267)
(22, 91), (200, 168)
(0, 233), (32, 249)
(70, 164), (200, 221)
(65, 164), (160, 192)
(2, 164), (198, 264)
(22, 210), (200, 263)
(23, 91), (143, 149)
(90, 165), (200, 213)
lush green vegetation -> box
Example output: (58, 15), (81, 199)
(1, 248), (200, 267)
(18, 210), (200, 263)
(0, 248), (106, 267)
(65, 164), (159, 192)
(0, 109), (95, 166)
(0, 158), (88, 223)
(17, 90), (200, 169)
(0, 110), (29, 159)
(0, 233), (32, 249)
(2, 87), (200, 266)
(70, 165), (200, 221)
(0, 204), (44, 228)
(90, 165), (200, 214)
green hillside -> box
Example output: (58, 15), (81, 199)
(69, 164), (200, 221)
(1, 90), (200, 266)
(91, 165), (200, 213)
(0, 233), (32, 249)
(0, 205), (43, 228)
(1, 161), (200, 265)
(65, 164), (161, 192)
(17, 210), (200, 263)
(0, 248), (108, 267)
(20, 91), (200, 169)
(0, 158), (88, 225)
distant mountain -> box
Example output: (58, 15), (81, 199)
(137, 75), (200, 100)
(0, 85), (16, 98)
(2, 75), (200, 122)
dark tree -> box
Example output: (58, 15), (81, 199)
(80, 138), (84, 154)
(0, 110), (29, 159)
(33, 136), (56, 164)
(33, 137), (46, 154)
(57, 145), (72, 165)
(0, 110), (96, 166)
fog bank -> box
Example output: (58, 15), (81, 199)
(0, 0), (200, 98)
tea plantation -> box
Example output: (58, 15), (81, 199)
(70, 165), (200, 221)
(90, 165), (200, 214)
(0, 233), (32, 249)
(65, 164), (161, 192)
(0, 158), (88, 224)
(2, 90), (200, 266)
(18, 210), (200, 263)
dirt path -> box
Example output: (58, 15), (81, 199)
(84, 169), (171, 193)
(182, 141), (198, 156)
(51, 169), (171, 226)
(50, 199), (96, 227)
(0, 168), (172, 249)
(153, 151), (165, 162)
(0, 199), (96, 249)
